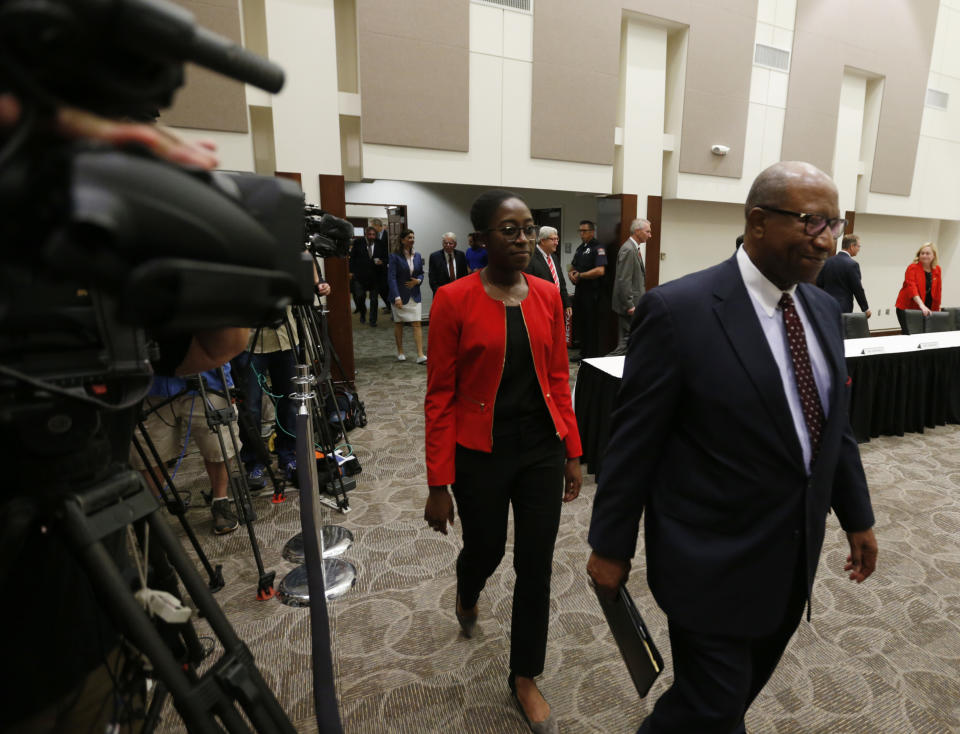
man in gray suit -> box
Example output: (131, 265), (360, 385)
(609, 218), (651, 355)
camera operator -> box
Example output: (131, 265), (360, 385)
(132, 363), (243, 535)
(1, 93), (250, 733)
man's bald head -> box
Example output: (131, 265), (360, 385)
(743, 161), (840, 290)
(745, 161), (837, 218)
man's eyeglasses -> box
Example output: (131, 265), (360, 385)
(487, 224), (538, 241)
(758, 206), (847, 238)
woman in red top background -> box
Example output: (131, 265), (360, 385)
(895, 242), (941, 334)
(424, 189), (582, 733)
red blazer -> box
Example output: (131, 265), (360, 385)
(895, 262), (941, 311)
(425, 273), (582, 487)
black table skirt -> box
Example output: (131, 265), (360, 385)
(574, 361), (622, 477)
(574, 347), (960, 476)
(848, 346), (960, 442)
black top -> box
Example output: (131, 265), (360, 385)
(492, 306), (553, 444)
(925, 270), (933, 308)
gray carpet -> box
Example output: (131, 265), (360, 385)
(158, 312), (960, 733)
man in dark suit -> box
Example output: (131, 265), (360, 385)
(587, 161), (878, 734)
(427, 232), (468, 293)
(525, 225), (571, 316)
(372, 218), (391, 313)
(349, 226), (385, 326)
(816, 234), (871, 318)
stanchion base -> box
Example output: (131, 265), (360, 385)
(277, 560), (357, 606)
(282, 527), (353, 564)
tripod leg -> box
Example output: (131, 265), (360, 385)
(199, 374), (276, 601)
(132, 433), (225, 592)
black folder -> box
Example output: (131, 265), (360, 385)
(593, 582), (664, 698)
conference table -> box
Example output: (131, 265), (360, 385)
(573, 331), (960, 477)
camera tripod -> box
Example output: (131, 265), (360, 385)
(131, 372), (277, 600)
(55, 469), (296, 734)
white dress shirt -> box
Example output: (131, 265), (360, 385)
(736, 245), (832, 472)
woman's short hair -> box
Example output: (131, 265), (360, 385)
(470, 189), (525, 233)
(395, 228), (415, 253)
(538, 226), (558, 242)
(913, 242), (939, 268)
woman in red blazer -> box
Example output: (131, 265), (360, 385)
(895, 242), (941, 333)
(424, 190), (581, 733)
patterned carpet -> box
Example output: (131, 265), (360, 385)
(158, 311), (960, 733)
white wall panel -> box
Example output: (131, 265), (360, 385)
(618, 19), (667, 198)
(470, 2), (503, 57)
(659, 200), (744, 285)
(503, 10), (533, 62)
(833, 72), (866, 214)
(265, 0), (342, 204)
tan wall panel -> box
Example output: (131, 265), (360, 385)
(782, 0), (938, 196)
(358, 34), (468, 151)
(160, 0), (248, 133)
(678, 90), (750, 178)
(531, 0), (755, 175)
(357, 0), (468, 151)
(530, 65), (619, 164)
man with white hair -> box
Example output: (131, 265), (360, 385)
(609, 218), (651, 355)
(428, 232), (468, 293)
(524, 226), (572, 317)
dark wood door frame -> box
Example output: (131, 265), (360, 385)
(319, 174), (356, 382)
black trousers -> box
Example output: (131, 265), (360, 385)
(452, 429), (565, 678)
(574, 288), (601, 358)
(638, 574), (807, 734)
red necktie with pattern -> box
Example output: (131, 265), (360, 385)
(545, 253), (561, 289)
(778, 292), (824, 466)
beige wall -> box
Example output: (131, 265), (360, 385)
(782, 0), (939, 196)
(357, 0), (469, 152)
(160, 0), (249, 133)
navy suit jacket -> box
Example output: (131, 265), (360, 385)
(588, 255), (874, 637)
(816, 251), (868, 313)
(427, 249), (469, 293)
(349, 237), (388, 287)
(524, 249), (571, 310)
(388, 251), (424, 304)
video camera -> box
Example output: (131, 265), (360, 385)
(0, 0), (347, 409)
(305, 204), (355, 259)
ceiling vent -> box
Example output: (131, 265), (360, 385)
(926, 88), (949, 110)
(472, 0), (532, 14)
(754, 43), (790, 72)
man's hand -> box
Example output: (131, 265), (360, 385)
(0, 93), (220, 170)
(424, 486), (455, 534)
(627, 307), (635, 316)
(587, 551), (631, 599)
(563, 458), (582, 502)
(844, 528), (878, 583)
(865, 309), (872, 318)
(569, 270), (580, 284)
(315, 282), (331, 297)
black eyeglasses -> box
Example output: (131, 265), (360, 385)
(487, 224), (537, 241)
(758, 206), (847, 238)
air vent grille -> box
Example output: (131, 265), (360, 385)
(754, 43), (790, 72)
(472, 0), (532, 13)
(926, 88), (949, 110)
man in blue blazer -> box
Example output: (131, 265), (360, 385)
(816, 234), (871, 317)
(588, 162), (878, 734)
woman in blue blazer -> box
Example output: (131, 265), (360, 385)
(388, 228), (426, 363)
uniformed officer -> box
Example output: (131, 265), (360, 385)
(569, 219), (607, 358)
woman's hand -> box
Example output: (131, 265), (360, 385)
(394, 297), (403, 306)
(424, 486), (455, 534)
(563, 458), (582, 502)
(921, 306), (932, 317)
(405, 278), (419, 289)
